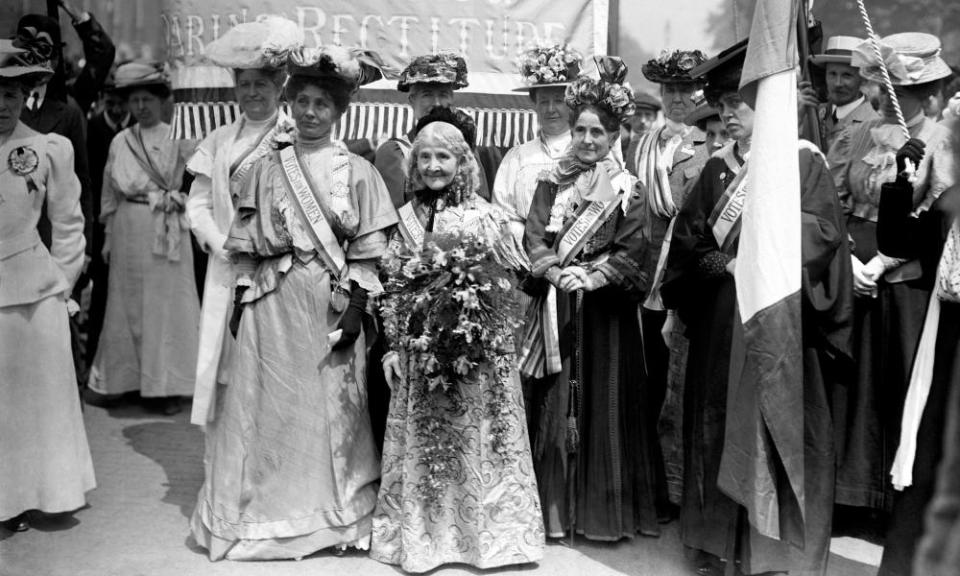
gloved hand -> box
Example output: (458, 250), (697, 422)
(228, 285), (248, 338)
(896, 138), (926, 176)
(332, 281), (367, 351)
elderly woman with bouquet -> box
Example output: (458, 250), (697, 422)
(372, 107), (545, 573)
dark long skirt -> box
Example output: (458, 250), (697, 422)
(527, 287), (659, 541)
(834, 218), (930, 509)
(879, 301), (960, 576)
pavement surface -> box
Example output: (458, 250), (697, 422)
(0, 399), (882, 576)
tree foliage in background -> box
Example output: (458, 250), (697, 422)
(705, 0), (960, 68)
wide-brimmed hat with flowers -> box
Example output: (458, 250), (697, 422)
(0, 39), (53, 86)
(512, 44), (582, 92)
(114, 61), (170, 91)
(397, 52), (468, 92)
(642, 49), (708, 85)
(204, 15), (303, 71)
(565, 56), (636, 123)
(852, 32), (952, 87)
(287, 46), (394, 92)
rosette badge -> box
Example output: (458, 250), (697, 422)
(9, 146), (40, 193)
(515, 44), (583, 90)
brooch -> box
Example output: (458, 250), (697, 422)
(9, 146), (40, 193)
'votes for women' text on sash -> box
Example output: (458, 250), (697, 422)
(519, 195), (621, 378)
(396, 202), (425, 252)
(278, 146), (347, 279)
(708, 165), (750, 253)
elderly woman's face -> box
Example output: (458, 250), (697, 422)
(571, 108), (616, 165)
(416, 143), (459, 191)
(292, 84), (338, 140)
(235, 69), (282, 122)
(128, 88), (164, 128)
(0, 81), (26, 135)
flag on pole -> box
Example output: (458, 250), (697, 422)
(716, 0), (804, 542)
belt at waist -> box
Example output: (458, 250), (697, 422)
(0, 228), (41, 260)
(124, 195), (150, 205)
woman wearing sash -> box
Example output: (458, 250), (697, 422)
(89, 61), (198, 415)
(371, 108), (545, 572)
(184, 16), (300, 427)
(0, 40), (95, 533)
(826, 34), (957, 514)
(522, 58), (659, 541)
(189, 46), (397, 561)
(661, 43), (852, 575)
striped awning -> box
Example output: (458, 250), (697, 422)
(172, 88), (540, 147)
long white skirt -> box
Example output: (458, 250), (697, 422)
(0, 295), (96, 520)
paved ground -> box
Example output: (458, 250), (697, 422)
(0, 399), (882, 576)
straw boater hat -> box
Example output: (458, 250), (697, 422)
(852, 32), (953, 86)
(512, 44), (582, 92)
(397, 52), (468, 92)
(642, 49), (709, 85)
(0, 39), (53, 86)
(810, 36), (864, 66)
(113, 61), (170, 92)
(287, 46), (393, 91)
(203, 16), (303, 71)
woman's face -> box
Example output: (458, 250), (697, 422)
(0, 81), (25, 135)
(877, 84), (924, 123)
(532, 86), (568, 137)
(718, 93), (755, 143)
(128, 88), (164, 128)
(416, 144), (459, 191)
(571, 109), (616, 165)
(235, 69), (282, 122)
(292, 84), (339, 140)
(661, 82), (699, 123)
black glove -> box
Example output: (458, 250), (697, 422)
(896, 138), (926, 176)
(228, 285), (248, 339)
(332, 281), (368, 351)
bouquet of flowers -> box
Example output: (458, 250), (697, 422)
(380, 232), (521, 392)
(517, 44), (582, 86)
(379, 232), (523, 505)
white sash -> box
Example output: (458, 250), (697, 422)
(396, 202), (426, 251)
(557, 198), (619, 265)
(278, 146), (347, 277)
(710, 169), (749, 250)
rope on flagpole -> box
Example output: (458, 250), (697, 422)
(855, 0), (909, 140)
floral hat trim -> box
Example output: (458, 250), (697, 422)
(287, 46), (396, 90)
(515, 44), (582, 89)
(397, 52), (469, 92)
(565, 56), (636, 122)
(642, 49), (708, 84)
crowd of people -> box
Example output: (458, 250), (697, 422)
(2, 5), (960, 576)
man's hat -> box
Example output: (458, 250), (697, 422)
(810, 36), (864, 67)
(634, 91), (662, 113)
(397, 52), (468, 92)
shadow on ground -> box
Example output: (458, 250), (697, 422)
(123, 420), (204, 519)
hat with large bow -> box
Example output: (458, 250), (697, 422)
(565, 56), (636, 123)
(204, 15), (303, 71)
(852, 32), (952, 86)
(287, 46), (396, 91)
(397, 52), (469, 92)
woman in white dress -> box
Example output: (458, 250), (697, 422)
(185, 16), (301, 427)
(89, 61), (199, 415)
(0, 40), (95, 533)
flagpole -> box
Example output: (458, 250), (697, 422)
(796, 0), (822, 149)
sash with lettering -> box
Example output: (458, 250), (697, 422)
(707, 147), (749, 253)
(519, 178), (622, 378)
(277, 145), (348, 282)
(395, 201), (426, 251)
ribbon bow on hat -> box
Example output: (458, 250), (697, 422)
(594, 56), (629, 84)
(852, 40), (926, 84)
